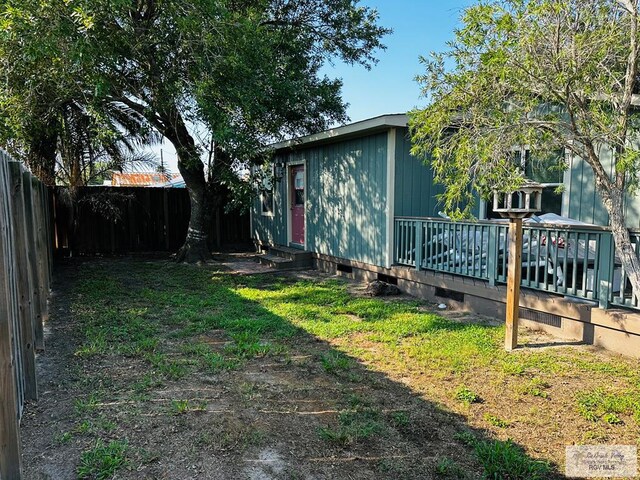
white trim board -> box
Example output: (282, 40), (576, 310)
(385, 128), (396, 268)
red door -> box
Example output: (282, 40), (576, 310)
(291, 166), (305, 245)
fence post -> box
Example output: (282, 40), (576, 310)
(597, 232), (614, 309)
(9, 162), (38, 400)
(415, 220), (423, 271)
(487, 223), (499, 286)
(0, 154), (23, 480)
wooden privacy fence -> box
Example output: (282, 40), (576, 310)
(53, 186), (251, 255)
(0, 150), (53, 479)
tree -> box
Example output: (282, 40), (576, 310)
(1, 0), (389, 262)
(409, 0), (640, 296)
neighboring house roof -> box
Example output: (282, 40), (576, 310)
(111, 172), (180, 187)
(158, 175), (186, 188)
(269, 113), (408, 152)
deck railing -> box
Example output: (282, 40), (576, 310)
(394, 217), (638, 311)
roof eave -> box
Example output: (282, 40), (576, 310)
(268, 113), (408, 152)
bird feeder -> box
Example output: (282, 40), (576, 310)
(492, 180), (542, 351)
(492, 179), (543, 219)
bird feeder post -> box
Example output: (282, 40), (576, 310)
(505, 217), (522, 351)
(492, 180), (543, 352)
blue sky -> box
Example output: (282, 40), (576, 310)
(156, 0), (473, 171)
(323, 0), (473, 122)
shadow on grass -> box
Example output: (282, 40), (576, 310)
(25, 257), (561, 480)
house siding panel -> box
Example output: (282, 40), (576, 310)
(306, 133), (388, 266)
(251, 152), (288, 246)
(567, 147), (640, 227)
(393, 128), (445, 217)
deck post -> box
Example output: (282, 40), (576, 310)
(505, 218), (523, 351)
(597, 232), (614, 309)
(415, 221), (423, 271)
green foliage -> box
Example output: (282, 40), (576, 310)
(318, 406), (383, 446)
(409, 0), (640, 220)
(182, 343), (239, 373)
(0, 0), (390, 207)
(454, 385), (481, 404)
(170, 400), (190, 416)
(74, 393), (101, 415)
(320, 350), (352, 374)
(390, 410), (411, 429)
(435, 457), (467, 478)
(77, 439), (129, 480)
(455, 431), (552, 480)
(518, 378), (550, 398)
(576, 388), (640, 424)
(483, 413), (510, 428)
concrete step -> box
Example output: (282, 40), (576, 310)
(256, 253), (295, 270)
(264, 245), (313, 267)
(269, 245), (311, 260)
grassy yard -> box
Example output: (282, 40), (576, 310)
(22, 258), (640, 479)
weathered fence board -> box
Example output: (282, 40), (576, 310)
(22, 174), (45, 351)
(53, 186), (251, 256)
(0, 150), (52, 479)
(8, 162), (37, 400)
(0, 152), (24, 479)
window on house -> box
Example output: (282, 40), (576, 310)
(485, 148), (564, 219)
(260, 170), (274, 216)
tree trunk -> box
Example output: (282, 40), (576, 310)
(164, 110), (211, 263)
(176, 156), (209, 263)
(606, 190), (640, 299)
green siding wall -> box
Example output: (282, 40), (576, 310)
(251, 132), (389, 266)
(306, 133), (388, 266)
(392, 128), (481, 218)
(567, 147), (640, 227)
(251, 156), (288, 245)
(393, 128), (445, 217)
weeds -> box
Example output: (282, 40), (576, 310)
(484, 413), (510, 428)
(170, 400), (190, 415)
(320, 350), (351, 374)
(455, 431), (551, 479)
(390, 410), (410, 429)
(63, 259), (639, 477)
(74, 393), (101, 415)
(77, 439), (129, 480)
(518, 378), (550, 399)
(454, 385), (481, 405)
(319, 399), (383, 445)
(576, 389), (639, 424)
(435, 457), (467, 478)
(225, 331), (272, 358)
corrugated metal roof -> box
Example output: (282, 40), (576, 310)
(111, 172), (181, 187)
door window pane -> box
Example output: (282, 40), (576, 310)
(294, 170), (304, 205)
